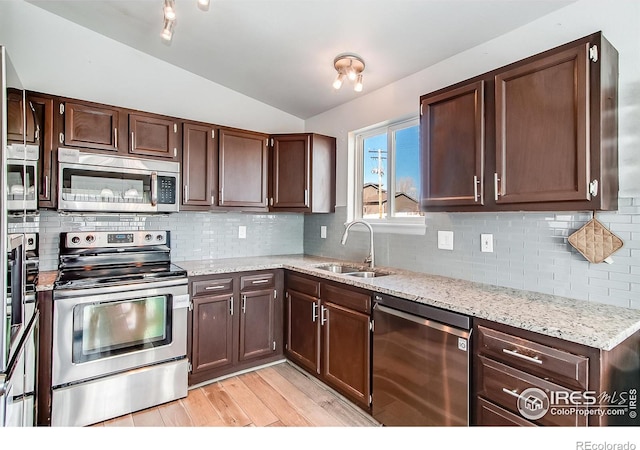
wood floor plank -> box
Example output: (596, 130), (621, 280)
(132, 407), (165, 427)
(273, 363), (379, 427)
(238, 371), (311, 426)
(182, 387), (225, 426)
(218, 376), (279, 427)
(202, 382), (252, 427)
(157, 399), (194, 427)
(103, 414), (134, 427)
(258, 366), (344, 426)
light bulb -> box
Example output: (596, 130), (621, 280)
(164, 0), (176, 21)
(197, 0), (210, 11)
(346, 66), (357, 81)
(354, 74), (364, 92)
(161, 19), (174, 41)
(333, 73), (345, 90)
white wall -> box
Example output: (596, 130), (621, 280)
(0, 1), (304, 134)
(305, 0), (640, 205)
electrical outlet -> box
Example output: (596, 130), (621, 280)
(238, 226), (246, 239)
(481, 234), (493, 252)
(437, 231), (454, 250)
(320, 226), (327, 239)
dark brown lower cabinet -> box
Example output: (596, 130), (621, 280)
(473, 318), (640, 427)
(188, 270), (283, 386)
(285, 272), (372, 411)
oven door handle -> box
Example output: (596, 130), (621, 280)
(54, 281), (188, 304)
(151, 172), (158, 206)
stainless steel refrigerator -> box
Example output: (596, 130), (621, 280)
(1, 45), (38, 427)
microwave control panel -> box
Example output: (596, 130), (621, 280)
(158, 176), (177, 204)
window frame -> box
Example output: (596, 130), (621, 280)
(348, 116), (426, 235)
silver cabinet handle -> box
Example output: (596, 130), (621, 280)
(321, 305), (328, 325)
(494, 172), (500, 201)
(229, 296), (234, 316)
(131, 131), (135, 150)
(502, 387), (521, 399)
(304, 189), (309, 206)
(312, 302), (318, 322)
(211, 195), (215, 205)
(252, 279), (270, 285)
(184, 185), (189, 202)
(150, 172), (158, 206)
(114, 128), (118, 149)
(473, 175), (479, 202)
(502, 348), (543, 364)
(44, 175), (49, 199)
(242, 295), (247, 314)
(204, 285), (225, 291)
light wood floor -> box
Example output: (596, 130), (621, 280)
(92, 361), (380, 427)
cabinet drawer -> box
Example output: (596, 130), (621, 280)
(286, 273), (320, 297)
(240, 272), (275, 291)
(321, 283), (370, 314)
(477, 355), (587, 427)
(476, 397), (537, 427)
(477, 325), (588, 390)
(192, 277), (234, 297)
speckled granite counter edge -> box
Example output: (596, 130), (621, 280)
(177, 255), (640, 351)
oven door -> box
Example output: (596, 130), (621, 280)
(52, 281), (189, 387)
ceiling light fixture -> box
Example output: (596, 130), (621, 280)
(163, 0), (176, 21)
(161, 0), (210, 43)
(161, 18), (175, 41)
(333, 53), (365, 92)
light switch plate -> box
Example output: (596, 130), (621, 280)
(321, 226), (327, 239)
(437, 231), (454, 250)
(238, 226), (246, 239)
(481, 234), (493, 252)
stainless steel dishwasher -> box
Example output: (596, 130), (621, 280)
(372, 294), (471, 426)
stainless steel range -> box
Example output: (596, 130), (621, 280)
(51, 230), (189, 427)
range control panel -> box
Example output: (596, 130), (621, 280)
(63, 231), (168, 249)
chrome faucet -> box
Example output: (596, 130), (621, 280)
(341, 219), (375, 269)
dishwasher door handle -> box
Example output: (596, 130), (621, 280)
(373, 303), (470, 339)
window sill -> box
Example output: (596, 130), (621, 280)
(343, 219), (426, 236)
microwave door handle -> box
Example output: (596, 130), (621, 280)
(151, 172), (158, 206)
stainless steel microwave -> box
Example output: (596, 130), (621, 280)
(6, 144), (38, 212)
(57, 148), (180, 213)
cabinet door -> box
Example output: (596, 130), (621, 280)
(239, 289), (275, 362)
(28, 94), (56, 207)
(129, 113), (179, 159)
(218, 128), (268, 208)
(7, 89), (35, 144)
(271, 134), (310, 210)
(191, 294), (234, 374)
(322, 301), (371, 409)
(62, 101), (120, 151)
(495, 43), (590, 204)
(182, 123), (217, 209)
(420, 80), (484, 207)
(286, 289), (320, 374)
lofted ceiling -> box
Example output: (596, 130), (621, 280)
(28, 0), (575, 119)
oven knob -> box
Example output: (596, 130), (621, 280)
(156, 234), (164, 242)
(86, 235), (95, 243)
(71, 236), (80, 245)
(145, 234), (153, 241)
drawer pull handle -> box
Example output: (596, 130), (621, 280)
(501, 388), (521, 399)
(205, 285), (226, 290)
(503, 348), (543, 364)
(252, 279), (270, 284)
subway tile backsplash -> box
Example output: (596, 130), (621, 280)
(28, 210), (304, 271)
(304, 198), (640, 310)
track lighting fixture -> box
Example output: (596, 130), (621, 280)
(333, 53), (365, 92)
(160, 0), (210, 43)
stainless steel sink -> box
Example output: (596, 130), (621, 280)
(314, 264), (361, 274)
(345, 271), (390, 278)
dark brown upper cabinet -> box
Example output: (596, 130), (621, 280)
(420, 81), (484, 208)
(60, 100), (121, 152)
(181, 122), (218, 210)
(129, 112), (180, 160)
(7, 88), (36, 144)
(269, 133), (336, 213)
(420, 31), (618, 212)
(28, 92), (56, 208)
(218, 127), (269, 209)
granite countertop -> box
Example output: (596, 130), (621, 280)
(178, 254), (640, 351)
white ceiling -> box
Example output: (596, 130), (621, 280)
(28, 0), (575, 119)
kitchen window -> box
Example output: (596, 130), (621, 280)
(349, 117), (425, 234)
